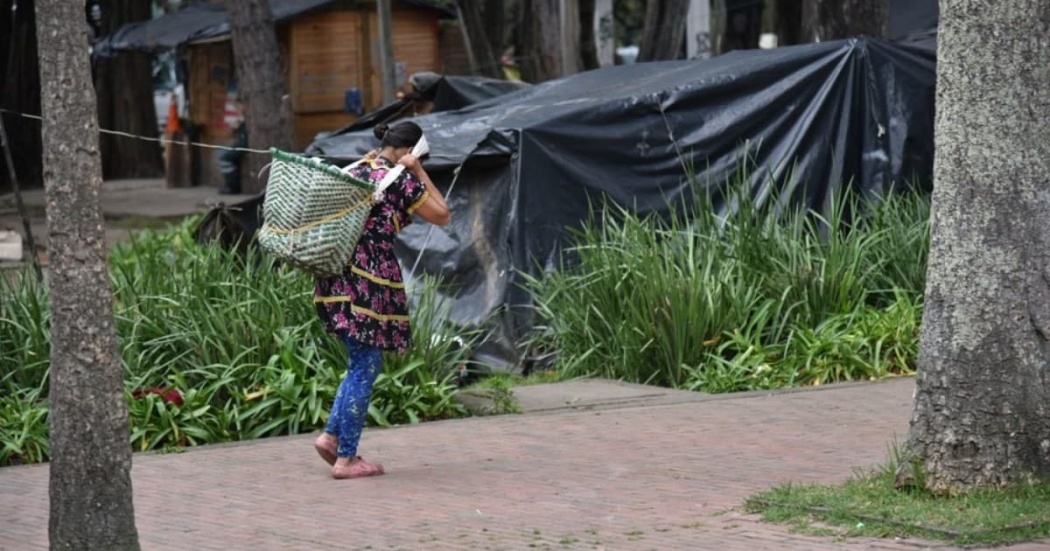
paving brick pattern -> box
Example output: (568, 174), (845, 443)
(2, 378), (1047, 550)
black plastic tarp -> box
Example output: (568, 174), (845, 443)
(312, 73), (531, 141)
(305, 37), (937, 368)
(430, 75), (532, 111)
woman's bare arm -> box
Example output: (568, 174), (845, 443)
(399, 154), (450, 226)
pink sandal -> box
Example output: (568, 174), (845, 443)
(332, 456), (385, 479)
(314, 435), (338, 466)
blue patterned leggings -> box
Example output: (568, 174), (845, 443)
(324, 337), (383, 458)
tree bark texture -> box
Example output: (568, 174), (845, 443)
(637, 0), (689, 61)
(800, 0), (888, 42)
(227, 0), (293, 194)
(458, 0), (502, 78)
(521, 0), (580, 81)
(35, 1), (141, 549)
(558, 0), (582, 75)
(0, 0), (43, 191)
(94, 0), (164, 180)
(902, 0), (1050, 493)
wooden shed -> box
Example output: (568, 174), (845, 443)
(183, 0), (447, 186)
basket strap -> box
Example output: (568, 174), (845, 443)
(374, 165), (407, 201)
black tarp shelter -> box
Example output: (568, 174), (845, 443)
(305, 37), (937, 368)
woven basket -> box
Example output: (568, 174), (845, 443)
(257, 148), (376, 277)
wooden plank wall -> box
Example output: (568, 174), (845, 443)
(187, 41), (234, 187)
(289, 10), (364, 114)
(188, 5), (442, 180)
(291, 6), (439, 149)
(188, 41), (235, 144)
(366, 8), (441, 112)
(289, 10), (368, 147)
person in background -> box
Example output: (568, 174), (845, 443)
(218, 101), (247, 195)
(501, 48), (522, 82)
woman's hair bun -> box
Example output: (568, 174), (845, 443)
(373, 123), (390, 141)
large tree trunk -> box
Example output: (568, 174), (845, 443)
(773, 0), (804, 46)
(800, 0), (888, 42)
(483, 0), (506, 57)
(579, 0), (600, 70)
(227, 0), (294, 194)
(899, 0), (1050, 493)
(94, 0), (164, 180)
(521, 0), (579, 82)
(35, 0), (141, 548)
(0, 0), (43, 192)
(637, 0), (689, 62)
(458, 0), (502, 78)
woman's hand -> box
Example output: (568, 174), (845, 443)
(397, 153), (422, 174)
(363, 149), (379, 161)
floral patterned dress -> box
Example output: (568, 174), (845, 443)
(314, 157), (429, 354)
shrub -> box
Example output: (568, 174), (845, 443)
(0, 219), (474, 465)
(522, 179), (930, 390)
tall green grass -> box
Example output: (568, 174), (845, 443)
(522, 180), (930, 391)
(0, 220), (475, 465)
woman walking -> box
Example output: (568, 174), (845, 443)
(313, 121), (450, 479)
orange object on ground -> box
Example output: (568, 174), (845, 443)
(165, 93), (182, 134)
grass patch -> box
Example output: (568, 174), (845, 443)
(747, 466), (1050, 546)
(104, 214), (183, 230)
(458, 370), (570, 415)
(467, 369), (564, 390)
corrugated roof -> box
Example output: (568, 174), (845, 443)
(94, 0), (451, 56)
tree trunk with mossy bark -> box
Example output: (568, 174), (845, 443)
(227, 0), (294, 194)
(897, 0), (1050, 494)
(36, 0), (141, 548)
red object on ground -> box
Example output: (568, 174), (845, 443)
(131, 387), (184, 407)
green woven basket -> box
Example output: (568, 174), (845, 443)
(257, 148), (376, 277)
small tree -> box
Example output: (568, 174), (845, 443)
(35, 0), (140, 548)
(227, 0), (294, 194)
(899, 0), (1050, 493)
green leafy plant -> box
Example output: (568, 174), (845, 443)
(1, 219), (477, 466)
(522, 174), (930, 391)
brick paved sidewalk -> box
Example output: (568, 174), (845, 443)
(2, 378), (1047, 550)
